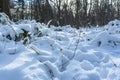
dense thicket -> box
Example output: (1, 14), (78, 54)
(1, 0), (120, 27)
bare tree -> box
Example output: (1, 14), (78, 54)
(18, 0), (25, 19)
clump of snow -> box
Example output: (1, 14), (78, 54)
(62, 60), (101, 80)
(18, 24), (31, 32)
(80, 60), (94, 70)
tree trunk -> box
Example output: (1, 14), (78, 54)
(0, 0), (11, 18)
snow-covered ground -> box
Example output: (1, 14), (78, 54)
(0, 13), (120, 80)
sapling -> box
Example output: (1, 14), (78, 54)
(70, 30), (81, 60)
(59, 30), (81, 70)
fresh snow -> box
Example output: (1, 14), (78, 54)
(0, 13), (120, 80)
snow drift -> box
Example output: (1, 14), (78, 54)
(0, 13), (120, 80)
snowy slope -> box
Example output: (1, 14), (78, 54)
(0, 13), (120, 80)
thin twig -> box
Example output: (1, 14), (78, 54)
(29, 45), (41, 55)
(109, 57), (117, 67)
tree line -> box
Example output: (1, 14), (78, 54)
(1, 0), (120, 28)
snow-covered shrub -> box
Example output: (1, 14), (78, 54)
(14, 24), (31, 44)
(90, 31), (120, 47)
(0, 15), (44, 44)
(0, 25), (16, 40)
(0, 13), (44, 44)
(107, 19), (120, 34)
(0, 13), (18, 41)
